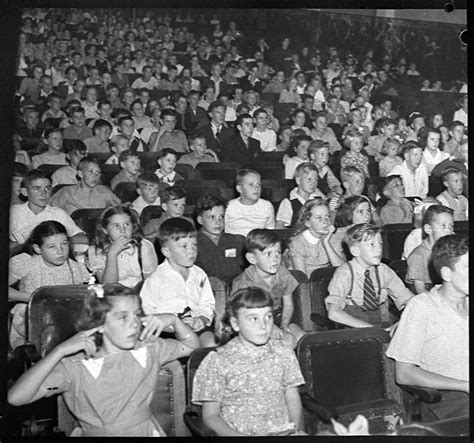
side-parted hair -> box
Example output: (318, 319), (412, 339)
(21, 169), (51, 188)
(157, 217), (196, 245)
(294, 162), (318, 179)
(137, 172), (160, 188)
(26, 220), (68, 253)
(344, 223), (382, 249)
(77, 156), (100, 172)
(161, 185), (186, 204)
(235, 169), (260, 186)
(401, 141), (422, 157)
(441, 166), (462, 182)
(431, 234), (468, 276)
(308, 139), (330, 156)
(245, 229), (280, 253)
(380, 137), (401, 156)
(340, 165), (364, 183)
(64, 139), (87, 155)
(334, 195), (373, 228)
(195, 193), (227, 216)
(421, 204), (453, 228)
(119, 149), (140, 164)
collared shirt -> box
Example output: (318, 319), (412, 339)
(51, 165), (79, 187)
(406, 238), (433, 289)
(276, 187), (326, 227)
(388, 161), (429, 199)
(436, 191), (468, 221)
(251, 128), (277, 152)
(326, 258), (413, 310)
(130, 195), (161, 216)
(10, 203), (84, 243)
(140, 259), (215, 324)
(421, 149), (449, 175)
(49, 183), (121, 215)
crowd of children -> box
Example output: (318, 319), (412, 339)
(8, 7), (468, 437)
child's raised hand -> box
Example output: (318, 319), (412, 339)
(271, 325), (284, 340)
(107, 237), (133, 257)
(191, 316), (207, 332)
(57, 327), (101, 359)
(140, 314), (177, 342)
(320, 224), (336, 240)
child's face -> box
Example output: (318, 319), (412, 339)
(248, 242), (282, 276)
(11, 175), (23, 197)
(238, 117), (254, 138)
(426, 132), (440, 151)
(349, 137), (363, 153)
(113, 138), (130, 154)
(295, 140), (310, 160)
(444, 172), (464, 195)
(158, 154), (177, 174)
(230, 306), (274, 347)
(387, 143), (399, 158)
(198, 205), (225, 236)
(446, 252), (469, 296)
(296, 170), (318, 195)
(314, 116), (327, 131)
(382, 124), (396, 138)
(163, 235), (197, 269)
(425, 212), (454, 241)
(255, 112), (268, 129)
(344, 173), (365, 196)
(139, 182), (160, 203)
(163, 197), (186, 217)
(96, 125), (112, 142)
(105, 213), (133, 242)
(352, 201), (371, 224)
(101, 296), (142, 353)
(120, 119), (135, 136)
(191, 138), (207, 157)
(383, 178), (405, 200)
(237, 173), (261, 203)
(72, 112), (85, 128)
(34, 233), (69, 267)
(451, 125), (464, 142)
(405, 148), (423, 170)
(439, 126), (449, 143)
(306, 204), (331, 236)
(352, 232), (383, 267)
(311, 147), (329, 168)
(121, 156), (141, 175)
(68, 150), (86, 168)
(50, 97), (62, 110)
(23, 178), (52, 210)
(294, 112), (306, 127)
(46, 132), (63, 151)
(281, 128), (292, 143)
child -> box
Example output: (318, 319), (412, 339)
(83, 119), (113, 154)
(224, 169), (275, 237)
(105, 135), (130, 165)
(340, 130), (370, 177)
(388, 141), (429, 199)
(378, 175), (414, 225)
(283, 134), (312, 179)
(11, 162), (28, 206)
(8, 284), (200, 436)
(140, 217), (216, 347)
(31, 127), (68, 169)
(251, 108), (277, 151)
(406, 205), (454, 294)
(276, 126), (293, 152)
(195, 194), (245, 285)
(8, 221), (90, 349)
(110, 150), (142, 191)
(154, 148), (185, 186)
(192, 286), (305, 436)
(378, 137), (403, 177)
(436, 167), (468, 221)
(276, 162), (326, 228)
(443, 121), (465, 156)
(366, 118), (397, 161)
(308, 140), (343, 198)
(41, 92), (66, 122)
(341, 165), (366, 200)
(326, 223), (413, 328)
(177, 134), (218, 168)
(417, 127), (448, 175)
(62, 106), (93, 140)
(386, 234), (469, 421)
(51, 139), (87, 187)
(288, 198), (345, 277)
(88, 205), (157, 289)
(130, 172), (164, 216)
(50, 157), (121, 215)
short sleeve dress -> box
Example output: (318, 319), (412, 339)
(192, 337), (305, 435)
(39, 338), (182, 437)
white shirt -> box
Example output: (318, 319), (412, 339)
(388, 161), (429, 199)
(140, 259), (215, 324)
(276, 187), (326, 227)
(284, 156), (307, 179)
(224, 198), (275, 236)
(130, 195), (161, 216)
(421, 149), (449, 175)
(251, 128), (277, 152)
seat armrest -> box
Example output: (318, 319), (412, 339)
(310, 313), (336, 331)
(300, 392), (338, 423)
(183, 410), (217, 437)
(400, 384), (442, 403)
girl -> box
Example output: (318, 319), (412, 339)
(9, 221), (90, 349)
(192, 287), (306, 436)
(342, 109), (370, 144)
(378, 137), (403, 177)
(31, 127), (68, 169)
(340, 130), (370, 177)
(418, 126), (448, 175)
(87, 205), (158, 289)
(288, 199), (345, 277)
(8, 284), (200, 436)
(428, 112), (444, 130)
(283, 134), (311, 179)
(130, 99), (152, 131)
(290, 109), (311, 136)
(198, 85), (216, 111)
(276, 126), (293, 152)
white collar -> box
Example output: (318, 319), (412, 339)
(303, 229), (321, 245)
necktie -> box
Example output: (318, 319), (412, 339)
(363, 269), (378, 311)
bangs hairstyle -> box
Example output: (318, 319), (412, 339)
(335, 195), (372, 228)
(285, 134), (312, 158)
(119, 149), (140, 163)
(441, 166), (462, 182)
(195, 193), (227, 216)
(340, 165), (364, 183)
(94, 204), (143, 253)
(417, 126), (441, 147)
(294, 162), (317, 179)
(343, 128), (364, 148)
(421, 204), (453, 228)
(344, 223), (382, 249)
(431, 234), (468, 276)
(157, 217), (196, 246)
(401, 140), (422, 157)
(157, 147), (178, 160)
(78, 156), (100, 172)
(380, 137), (401, 156)
(26, 220), (69, 253)
(245, 229), (280, 253)
(226, 286), (273, 320)
(137, 171), (160, 188)
(308, 139), (330, 155)
(293, 197), (328, 236)
(235, 169), (260, 186)
(21, 169), (50, 188)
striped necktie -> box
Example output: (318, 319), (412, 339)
(363, 269), (378, 311)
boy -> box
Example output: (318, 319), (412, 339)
(224, 169), (275, 237)
(386, 234), (468, 421)
(195, 194), (245, 285)
(406, 205), (454, 294)
(341, 166), (366, 199)
(111, 115), (146, 152)
(83, 119), (113, 153)
(9, 170), (88, 253)
(105, 134), (129, 165)
(388, 141), (428, 199)
(276, 162), (326, 228)
(11, 162), (28, 206)
(154, 148), (185, 186)
(110, 150), (142, 191)
(177, 134), (218, 168)
(130, 172), (165, 216)
(51, 139), (87, 187)
(442, 121), (465, 155)
(140, 217), (216, 347)
(232, 229), (306, 349)
(62, 106), (93, 140)
(308, 140), (343, 198)
(436, 167), (468, 221)
(325, 223), (413, 328)
(148, 108), (189, 154)
(365, 118), (397, 161)
(379, 175), (414, 225)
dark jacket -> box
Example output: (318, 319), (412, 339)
(220, 134), (261, 165)
(196, 123), (234, 157)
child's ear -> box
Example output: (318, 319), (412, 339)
(77, 170), (84, 180)
(295, 176), (301, 187)
(229, 316), (240, 332)
(136, 188), (143, 196)
(423, 223), (433, 236)
(440, 265), (451, 283)
(236, 184), (242, 194)
(349, 244), (360, 258)
(342, 180), (349, 190)
(32, 244), (41, 255)
(119, 161), (125, 168)
(162, 202), (168, 212)
(196, 214), (203, 226)
(161, 245), (170, 258)
(245, 252), (256, 265)
(20, 187), (28, 198)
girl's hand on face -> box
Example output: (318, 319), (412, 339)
(57, 326), (101, 359)
(108, 236), (133, 257)
(271, 326), (284, 340)
(140, 314), (177, 342)
(320, 224), (336, 240)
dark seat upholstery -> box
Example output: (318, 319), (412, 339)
(175, 179), (232, 205)
(289, 270), (312, 332)
(140, 205), (163, 228)
(381, 223), (414, 262)
(175, 163), (196, 180)
(113, 181), (139, 203)
(37, 164), (66, 179)
(195, 162), (241, 186)
(71, 208), (105, 241)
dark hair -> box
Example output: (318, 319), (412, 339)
(235, 113), (253, 129)
(119, 149), (140, 164)
(195, 193), (227, 216)
(208, 100), (225, 113)
(401, 140), (422, 156)
(344, 223), (382, 249)
(137, 172), (160, 188)
(449, 120), (465, 131)
(431, 234), (468, 277)
(21, 169), (51, 189)
(161, 185), (186, 204)
(160, 108), (177, 119)
(92, 118), (113, 133)
(157, 147), (178, 160)
(118, 115), (134, 126)
(441, 166), (463, 183)
(77, 156), (100, 172)
(63, 139), (87, 155)
(13, 161), (28, 178)
(417, 126), (441, 147)
(26, 220), (68, 253)
(157, 217), (196, 246)
(334, 195), (373, 227)
(285, 134), (311, 158)
(245, 229), (280, 253)
(253, 107), (268, 119)
(379, 174), (402, 196)
(421, 204), (453, 230)
(42, 126), (62, 139)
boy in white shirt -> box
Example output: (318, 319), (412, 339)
(251, 108), (277, 152)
